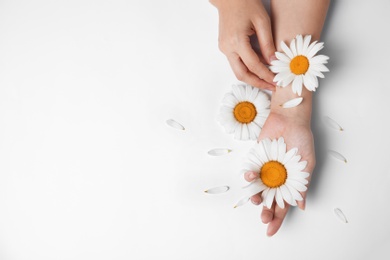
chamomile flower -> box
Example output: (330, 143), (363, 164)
(218, 84), (270, 141)
(270, 35), (329, 96)
(242, 137), (310, 209)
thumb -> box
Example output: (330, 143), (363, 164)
(297, 193), (307, 211)
(254, 21), (276, 64)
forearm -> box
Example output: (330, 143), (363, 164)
(270, 0), (330, 124)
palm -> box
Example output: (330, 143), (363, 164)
(248, 111), (315, 236)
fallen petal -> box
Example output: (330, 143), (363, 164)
(323, 116), (343, 131)
(334, 208), (348, 223)
(207, 148), (232, 156)
(233, 197), (250, 208)
(328, 150), (347, 163)
(204, 186), (230, 194)
(280, 97), (303, 108)
(166, 119), (185, 130)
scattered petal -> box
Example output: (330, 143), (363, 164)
(207, 148), (232, 156)
(280, 97), (303, 108)
(166, 119), (185, 130)
(204, 186), (230, 194)
(233, 197), (250, 208)
(328, 150), (347, 163)
(323, 116), (344, 131)
(334, 208), (348, 223)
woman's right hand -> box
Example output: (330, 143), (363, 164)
(210, 0), (276, 90)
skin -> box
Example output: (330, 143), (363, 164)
(212, 0), (330, 236)
(210, 0), (277, 90)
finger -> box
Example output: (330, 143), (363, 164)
(227, 53), (275, 90)
(253, 16), (277, 64)
(244, 171), (258, 182)
(237, 42), (276, 86)
(267, 204), (290, 237)
(251, 193), (262, 206)
(261, 203), (275, 224)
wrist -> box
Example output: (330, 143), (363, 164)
(270, 86), (313, 126)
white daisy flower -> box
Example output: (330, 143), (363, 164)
(242, 137), (309, 209)
(218, 84), (270, 141)
(270, 34), (329, 96)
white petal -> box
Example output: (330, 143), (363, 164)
(282, 148), (298, 164)
(303, 73), (318, 92)
(296, 35), (303, 54)
(262, 138), (272, 161)
(281, 97), (303, 108)
(242, 162), (260, 173)
(282, 73), (295, 87)
(232, 84), (244, 101)
(280, 185), (295, 206)
(311, 63), (329, 72)
(204, 186), (230, 194)
(243, 180), (267, 197)
(248, 150), (262, 167)
(271, 60), (289, 67)
(289, 176), (308, 185)
(290, 38), (297, 56)
(265, 188), (276, 209)
(328, 150), (348, 163)
(247, 124), (258, 140)
(281, 41), (294, 59)
(233, 197), (250, 208)
(244, 84), (253, 100)
(285, 183), (304, 201)
(307, 42), (324, 59)
(274, 71), (292, 83)
(248, 86), (260, 102)
(253, 141), (269, 164)
(302, 35), (312, 55)
(323, 116), (344, 131)
(208, 148), (232, 156)
(222, 93), (239, 108)
(166, 119), (185, 130)
(241, 124), (250, 140)
(275, 52), (291, 63)
(285, 160), (308, 172)
(270, 64), (290, 73)
(239, 85), (247, 101)
(288, 171), (310, 180)
(305, 41), (318, 56)
(275, 188), (285, 209)
(307, 68), (325, 78)
(334, 208), (348, 223)
(286, 179), (307, 192)
(292, 75), (303, 96)
(248, 122), (261, 140)
(310, 54), (329, 64)
(253, 92), (270, 108)
(234, 123), (242, 139)
(270, 139), (278, 161)
(277, 137), (286, 162)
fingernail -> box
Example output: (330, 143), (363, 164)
(249, 172), (256, 179)
(251, 199), (260, 205)
(301, 201), (306, 211)
(269, 55), (277, 62)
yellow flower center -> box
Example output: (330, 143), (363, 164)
(290, 55), (309, 75)
(233, 101), (257, 124)
(260, 161), (287, 188)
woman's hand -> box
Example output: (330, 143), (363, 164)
(244, 110), (315, 236)
(210, 0), (276, 90)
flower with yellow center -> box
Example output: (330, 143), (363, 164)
(270, 35), (329, 96)
(242, 137), (310, 209)
(218, 84), (270, 140)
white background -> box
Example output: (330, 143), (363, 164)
(1, 0), (390, 259)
